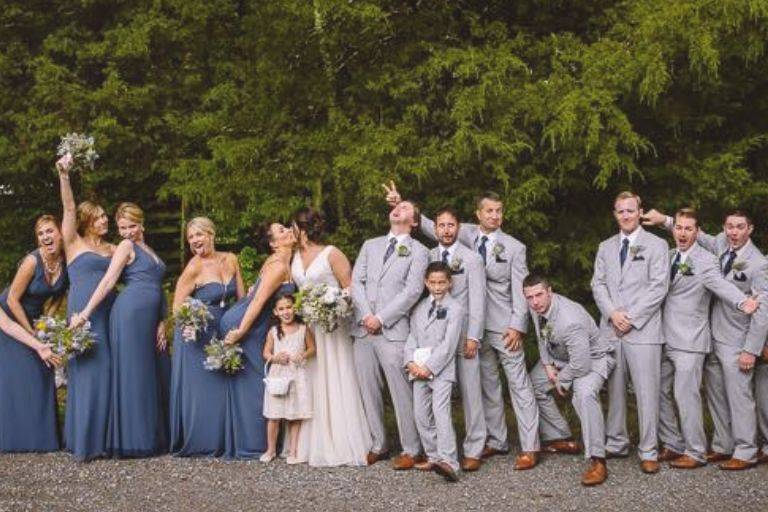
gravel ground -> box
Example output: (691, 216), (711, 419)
(1, 451), (766, 512)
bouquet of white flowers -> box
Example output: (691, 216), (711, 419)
(56, 133), (98, 173)
(35, 315), (96, 360)
(295, 283), (352, 332)
(174, 298), (213, 342)
(203, 337), (245, 374)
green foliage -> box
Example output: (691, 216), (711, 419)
(3, 0), (768, 314)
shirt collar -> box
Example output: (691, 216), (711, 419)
(619, 226), (642, 246)
(476, 229), (499, 247)
(676, 246), (692, 263)
(731, 239), (752, 258)
(387, 232), (408, 245)
(438, 242), (457, 258)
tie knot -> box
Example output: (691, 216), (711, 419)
(622, 238), (630, 248)
(388, 237), (397, 246)
(481, 235), (488, 244)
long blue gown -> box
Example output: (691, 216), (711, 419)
(64, 251), (115, 461)
(0, 250), (67, 452)
(219, 279), (296, 458)
(170, 278), (236, 457)
(108, 243), (168, 457)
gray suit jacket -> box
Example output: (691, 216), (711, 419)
(693, 232), (768, 355)
(662, 243), (747, 353)
(591, 227), (669, 344)
(404, 294), (465, 382)
(429, 243), (486, 342)
(351, 234), (430, 342)
(421, 216), (528, 334)
(531, 294), (613, 389)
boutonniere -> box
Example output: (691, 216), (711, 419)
(396, 244), (410, 257)
(449, 257), (463, 273)
(435, 306), (447, 320)
(630, 244), (645, 260)
(732, 260), (747, 272)
(493, 242), (507, 262)
(541, 324), (553, 342)
(678, 261), (694, 276)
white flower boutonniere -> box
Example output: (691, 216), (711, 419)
(678, 260), (694, 276)
(396, 244), (410, 257)
(732, 260), (747, 272)
(629, 245), (644, 258)
(541, 324), (553, 343)
(492, 243), (506, 257)
(449, 257), (463, 272)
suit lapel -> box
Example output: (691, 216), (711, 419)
(381, 235), (409, 278)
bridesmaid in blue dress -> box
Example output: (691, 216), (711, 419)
(170, 216), (245, 456)
(220, 222), (297, 458)
(57, 154), (116, 461)
(0, 215), (67, 452)
(70, 202), (169, 457)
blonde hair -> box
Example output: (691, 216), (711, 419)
(614, 191), (642, 209)
(34, 214), (60, 233)
(76, 201), (105, 236)
(186, 216), (216, 238)
(114, 202), (144, 225)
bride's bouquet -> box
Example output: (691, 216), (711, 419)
(174, 298), (213, 342)
(35, 315), (97, 360)
(203, 337), (245, 374)
(295, 283), (352, 332)
(56, 133), (98, 173)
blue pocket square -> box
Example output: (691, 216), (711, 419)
(734, 272), (748, 282)
(632, 256), (645, 262)
(436, 307), (447, 319)
(495, 257), (508, 263)
(451, 268), (465, 275)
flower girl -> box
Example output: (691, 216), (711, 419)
(260, 292), (315, 463)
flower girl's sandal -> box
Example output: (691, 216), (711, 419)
(259, 452), (276, 463)
(286, 456), (301, 465)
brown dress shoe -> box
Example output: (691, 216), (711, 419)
(658, 447), (683, 462)
(514, 452), (538, 470)
(719, 458), (756, 471)
(542, 439), (582, 455)
(366, 451), (390, 466)
(706, 451), (731, 463)
(481, 446), (509, 459)
(433, 461), (460, 482)
(640, 460), (660, 474)
(414, 461), (434, 471)
(392, 453), (417, 470)
(669, 455), (706, 469)
(460, 457), (482, 472)
(581, 459), (608, 486)
(605, 451), (629, 459)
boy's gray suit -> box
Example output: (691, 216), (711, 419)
(429, 243), (487, 459)
(404, 294), (465, 470)
(591, 227), (669, 461)
(351, 233), (429, 456)
(529, 294), (614, 459)
(421, 216), (540, 452)
(658, 243), (748, 462)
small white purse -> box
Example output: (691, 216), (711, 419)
(263, 362), (292, 396)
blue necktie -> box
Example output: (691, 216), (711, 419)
(619, 238), (629, 267)
(478, 236), (488, 265)
(670, 252), (681, 280)
(442, 249), (450, 265)
(383, 237), (397, 263)
(428, 300), (437, 318)
(721, 249), (737, 276)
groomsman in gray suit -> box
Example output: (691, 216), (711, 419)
(351, 199), (430, 470)
(425, 207), (487, 471)
(404, 262), (465, 482)
(524, 275), (614, 486)
(643, 208), (768, 470)
(384, 182), (540, 470)
(652, 208), (758, 469)
(591, 191), (669, 474)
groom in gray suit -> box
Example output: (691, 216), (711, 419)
(591, 191), (669, 474)
(351, 199), (430, 470)
(425, 207), (487, 471)
(643, 207), (768, 470)
(524, 275), (614, 486)
(384, 183), (540, 470)
(653, 208), (758, 469)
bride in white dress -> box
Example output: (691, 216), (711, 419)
(291, 209), (372, 466)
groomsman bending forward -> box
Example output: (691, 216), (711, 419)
(591, 191), (669, 474)
(405, 262), (465, 482)
(351, 200), (430, 470)
(524, 275), (614, 486)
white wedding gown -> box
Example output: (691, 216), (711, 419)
(292, 246), (372, 466)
